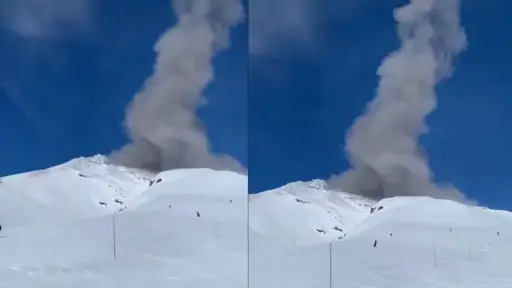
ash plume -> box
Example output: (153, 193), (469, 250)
(109, 0), (246, 174)
(328, 0), (469, 202)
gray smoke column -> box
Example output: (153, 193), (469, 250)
(328, 0), (470, 202)
(110, 0), (246, 174)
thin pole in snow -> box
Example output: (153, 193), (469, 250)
(329, 241), (332, 288)
(433, 244), (437, 269)
(112, 215), (117, 260)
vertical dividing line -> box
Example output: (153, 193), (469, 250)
(246, 4), (251, 286)
(112, 214), (117, 260)
(247, 193), (250, 288)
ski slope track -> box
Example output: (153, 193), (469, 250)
(1, 155), (512, 287)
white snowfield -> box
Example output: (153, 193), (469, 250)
(251, 188), (512, 288)
(1, 155), (512, 287)
(0, 155), (248, 287)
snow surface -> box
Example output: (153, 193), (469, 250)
(1, 155), (512, 287)
(251, 192), (512, 288)
(0, 155), (248, 287)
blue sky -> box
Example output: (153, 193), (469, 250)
(1, 1), (511, 211)
(0, 0), (247, 175)
(249, 0), (512, 210)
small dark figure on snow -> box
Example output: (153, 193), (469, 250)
(390, 233), (392, 237)
(168, 204), (172, 208)
(196, 211), (201, 217)
(450, 228), (452, 232)
(497, 232), (500, 236)
(373, 240), (377, 247)
(0, 224), (2, 232)
(333, 226), (343, 232)
(229, 200), (233, 203)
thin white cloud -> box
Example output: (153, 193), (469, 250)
(249, 0), (317, 56)
(248, 0), (372, 57)
(0, 0), (94, 39)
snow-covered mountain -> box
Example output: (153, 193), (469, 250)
(0, 155), (248, 287)
(249, 179), (374, 248)
(251, 187), (512, 288)
(1, 155), (512, 287)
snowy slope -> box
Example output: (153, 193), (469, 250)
(249, 179), (373, 248)
(0, 155), (152, 226)
(251, 188), (512, 288)
(0, 155), (248, 287)
(2, 156), (512, 287)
